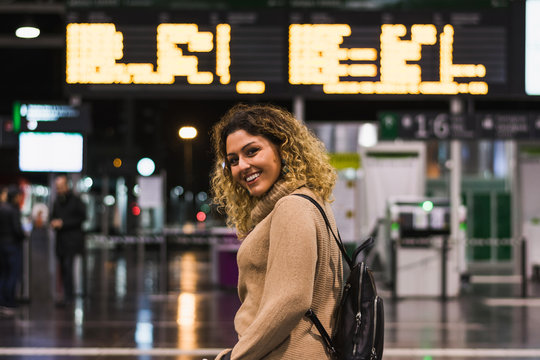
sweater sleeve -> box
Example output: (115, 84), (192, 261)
(230, 196), (318, 360)
(215, 349), (232, 360)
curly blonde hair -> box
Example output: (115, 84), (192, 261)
(211, 103), (337, 236)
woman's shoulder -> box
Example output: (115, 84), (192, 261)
(269, 189), (321, 232)
(274, 187), (321, 213)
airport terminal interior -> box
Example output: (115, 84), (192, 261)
(2, 0), (540, 359)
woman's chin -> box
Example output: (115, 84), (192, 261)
(247, 186), (264, 197)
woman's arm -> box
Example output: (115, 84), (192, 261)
(229, 196), (318, 360)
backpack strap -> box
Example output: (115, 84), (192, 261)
(292, 193), (353, 268)
(305, 309), (337, 357)
(352, 236), (375, 262)
(293, 193), (342, 357)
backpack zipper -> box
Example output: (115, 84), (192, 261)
(370, 296), (380, 360)
(358, 263), (365, 311)
(370, 347), (377, 360)
(352, 264), (365, 356)
(341, 283), (351, 303)
(352, 312), (361, 354)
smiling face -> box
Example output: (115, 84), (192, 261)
(226, 129), (282, 197)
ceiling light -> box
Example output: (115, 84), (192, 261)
(16, 19), (40, 39)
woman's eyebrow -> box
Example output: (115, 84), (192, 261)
(227, 141), (256, 157)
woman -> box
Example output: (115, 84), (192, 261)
(211, 103), (343, 360)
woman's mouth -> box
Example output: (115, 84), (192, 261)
(245, 172), (261, 184)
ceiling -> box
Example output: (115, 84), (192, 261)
(0, 1), (65, 48)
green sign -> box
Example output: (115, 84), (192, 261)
(378, 112), (399, 140)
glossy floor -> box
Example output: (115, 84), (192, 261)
(1, 244), (540, 360)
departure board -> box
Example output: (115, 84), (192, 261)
(65, 9), (514, 97)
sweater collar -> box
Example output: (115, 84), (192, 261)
(250, 178), (306, 226)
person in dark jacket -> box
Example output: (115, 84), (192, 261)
(0, 185), (25, 314)
(51, 175), (86, 305)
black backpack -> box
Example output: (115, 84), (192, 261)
(294, 194), (384, 360)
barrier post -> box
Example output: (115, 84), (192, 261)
(391, 238), (397, 300)
(521, 236), (527, 298)
(160, 235), (167, 293)
(441, 236), (448, 301)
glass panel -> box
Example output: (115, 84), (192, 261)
(471, 193), (491, 261)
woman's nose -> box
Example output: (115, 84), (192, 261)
(237, 156), (250, 170)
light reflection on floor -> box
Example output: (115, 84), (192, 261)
(0, 244), (540, 360)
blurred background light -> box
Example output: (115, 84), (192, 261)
(172, 186), (184, 197)
(196, 211), (206, 222)
(137, 157), (155, 176)
(178, 126), (197, 140)
(359, 123), (378, 148)
(104, 195), (115, 206)
(113, 158), (122, 168)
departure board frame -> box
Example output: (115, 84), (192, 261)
(64, 7), (523, 98)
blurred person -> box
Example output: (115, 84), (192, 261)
(32, 203), (49, 229)
(51, 175), (86, 306)
(210, 104), (342, 360)
(0, 185), (25, 315)
(30, 202), (53, 305)
(0, 186), (7, 203)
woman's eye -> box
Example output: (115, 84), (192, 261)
(246, 147), (259, 156)
(228, 158), (238, 166)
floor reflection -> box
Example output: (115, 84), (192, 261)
(178, 253), (199, 293)
(176, 252), (200, 357)
(178, 293), (197, 350)
(1, 244), (540, 360)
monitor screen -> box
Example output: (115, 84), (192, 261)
(19, 132), (84, 172)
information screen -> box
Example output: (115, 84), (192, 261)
(65, 9), (513, 97)
(19, 132), (84, 172)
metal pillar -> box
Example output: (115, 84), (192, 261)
(450, 139), (462, 241)
(449, 97), (463, 295)
(441, 236), (448, 301)
(509, 141), (525, 291)
(522, 236), (528, 298)
(293, 96), (305, 122)
(101, 175), (109, 236)
(123, 98), (137, 235)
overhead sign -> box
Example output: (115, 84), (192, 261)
(65, 9), (512, 97)
(476, 112), (540, 139)
(379, 111), (540, 140)
(13, 102), (91, 133)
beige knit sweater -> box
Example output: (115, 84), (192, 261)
(216, 181), (343, 360)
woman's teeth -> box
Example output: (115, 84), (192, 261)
(246, 173), (260, 182)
